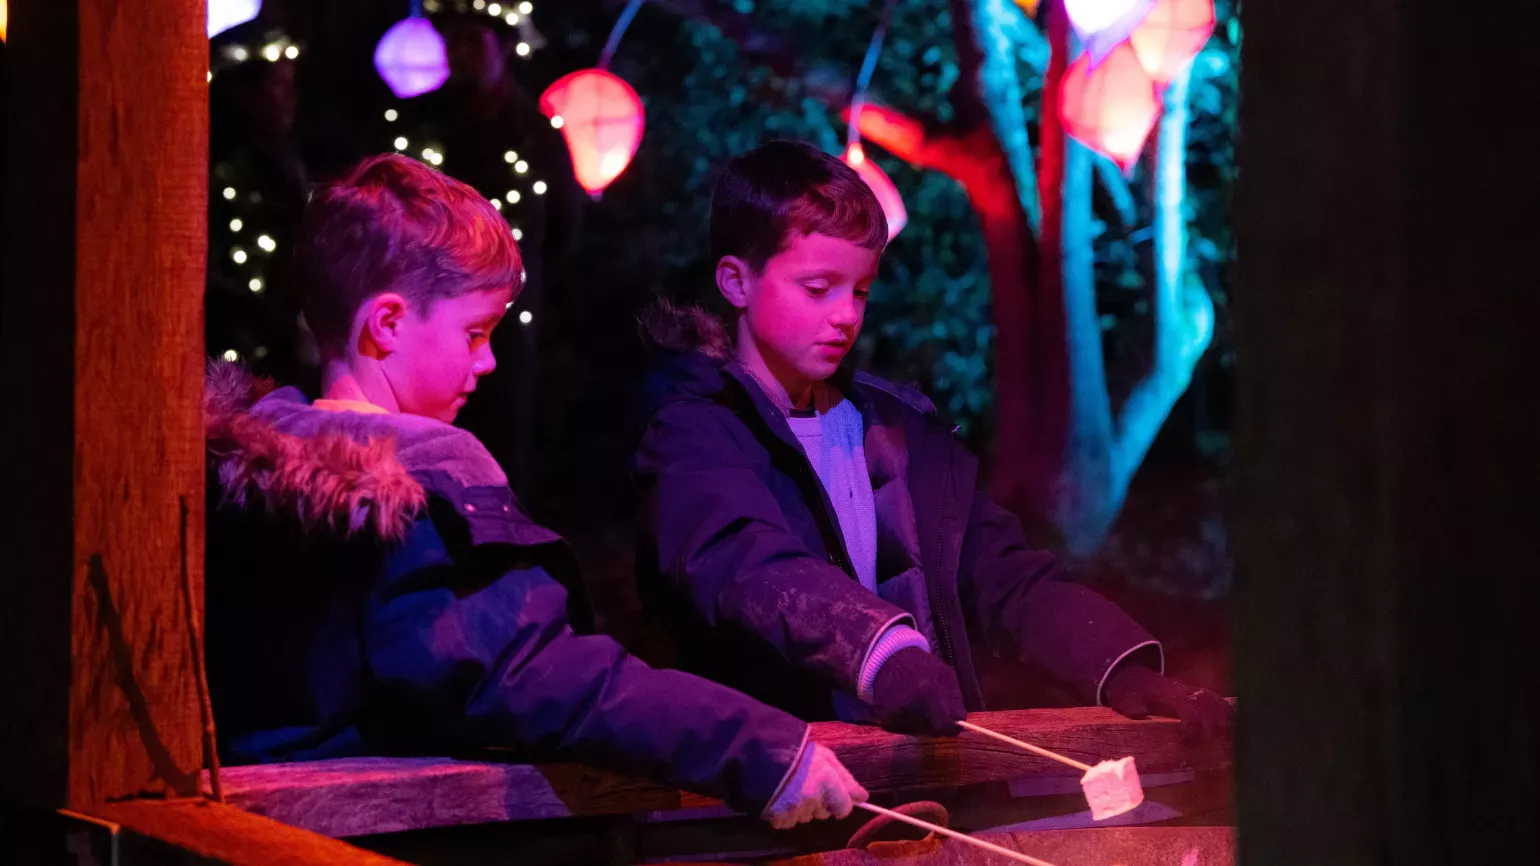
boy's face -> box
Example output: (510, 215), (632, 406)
(725, 232), (879, 386)
(379, 285), (512, 423)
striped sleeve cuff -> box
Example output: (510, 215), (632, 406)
(857, 622), (933, 702)
(1094, 639), (1166, 707)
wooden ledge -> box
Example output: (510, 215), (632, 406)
(214, 707), (1232, 839)
(90, 800), (409, 865)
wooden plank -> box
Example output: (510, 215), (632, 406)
(94, 800), (410, 865)
(0, 0), (209, 810)
(768, 825), (1234, 866)
(214, 707), (1231, 838)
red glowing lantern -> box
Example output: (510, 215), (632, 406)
(539, 69), (645, 196)
(1060, 42), (1160, 169)
(844, 143), (907, 242)
(1128, 0), (1215, 85)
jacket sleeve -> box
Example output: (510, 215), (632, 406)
(636, 401), (912, 693)
(960, 493), (1162, 706)
(362, 505), (809, 814)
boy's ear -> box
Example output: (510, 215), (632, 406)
(716, 256), (752, 310)
(360, 293), (410, 354)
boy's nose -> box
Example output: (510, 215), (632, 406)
(474, 348), (497, 376)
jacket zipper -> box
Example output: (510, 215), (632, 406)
(928, 441), (958, 668)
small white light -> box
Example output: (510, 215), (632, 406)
(229, 218), (243, 232)
(394, 136), (408, 150)
(507, 190), (521, 203)
(506, 12), (520, 24)
(518, 310), (533, 325)
(473, 0), (485, 8)
(504, 150), (518, 163)
(284, 45), (300, 60)
(232, 248), (248, 264)
(207, 71), (214, 83)
(222, 187), (237, 200)
(491, 198), (503, 210)
(550, 115), (564, 129)
(249, 278), (263, 292)
(515, 42), (530, 57)
(512, 228), (523, 240)
(222, 349), (240, 362)
(422, 148), (435, 159)
(262, 44), (281, 62)
(231, 46), (250, 62)
(506, 301), (515, 310)
(385, 109), (399, 122)
(533, 181), (547, 195)
(257, 234), (276, 252)
(518, 1), (532, 13)
(487, 2), (501, 14)
(514, 160), (528, 173)
(429, 152), (444, 166)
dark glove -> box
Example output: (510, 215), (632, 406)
(869, 647), (966, 737)
(1102, 662), (1233, 742)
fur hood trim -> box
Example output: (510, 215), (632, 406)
(205, 361), (426, 542)
(638, 298), (734, 361)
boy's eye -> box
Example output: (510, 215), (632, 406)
(804, 284), (830, 295)
(468, 331), (488, 348)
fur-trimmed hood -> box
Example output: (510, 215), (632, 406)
(205, 361), (426, 542)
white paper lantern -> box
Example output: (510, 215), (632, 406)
(208, 0), (262, 39)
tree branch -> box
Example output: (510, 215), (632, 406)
(1111, 65), (1212, 496)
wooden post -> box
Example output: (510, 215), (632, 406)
(0, 0), (209, 809)
(1233, 0), (1540, 862)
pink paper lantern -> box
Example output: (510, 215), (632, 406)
(1060, 41), (1160, 169)
(374, 17), (449, 99)
(1128, 0), (1216, 85)
(539, 69), (645, 196)
(844, 143), (907, 242)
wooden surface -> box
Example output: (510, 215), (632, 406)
(0, 0), (209, 810)
(215, 707), (1231, 838)
(95, 800), (410, 865)
(770, 825), (1233, 866)
(1232, 0), (1540, 862)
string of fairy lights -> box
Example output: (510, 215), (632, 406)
(209, 1), (546, 363)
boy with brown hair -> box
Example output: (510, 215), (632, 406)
(636, 140), (1232, 738)
(205, 153), (865, 828)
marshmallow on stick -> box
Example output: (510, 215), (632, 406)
(956, 720), (1145, 821)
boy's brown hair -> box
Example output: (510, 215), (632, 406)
(708, 140), (887, 274)
(294, 154), (523, 351)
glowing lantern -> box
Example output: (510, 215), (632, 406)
(1, 0), (9, 43)
(844, 143), (907, 242)
(1060, 41), (1160, 169)
(374, 17), (449, 99)
(209, 0), (261, 38)
(539, 68), (644, 196)
(1129, 0), (1216, 85)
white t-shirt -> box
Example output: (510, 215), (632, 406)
(785, 390), (878, 593)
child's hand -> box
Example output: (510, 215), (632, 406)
(762, 743), (869, 829)
(1102, 662), (1233, 741)
(870, 646), (967, 737)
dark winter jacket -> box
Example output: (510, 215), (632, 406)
(203, 363), (806, 813)
(633, 308), (1160, 721)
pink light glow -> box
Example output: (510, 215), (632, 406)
(374, 17), (449, 99)
(540, 69), (645, 196)
(1128, 0), (1216, 85)
(844, 143), (907, 242)
(1060, 41), (1161, 169)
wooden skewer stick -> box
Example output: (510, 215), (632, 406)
(957, 720), (1094, 772)
(854, 802), (1059, 866)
